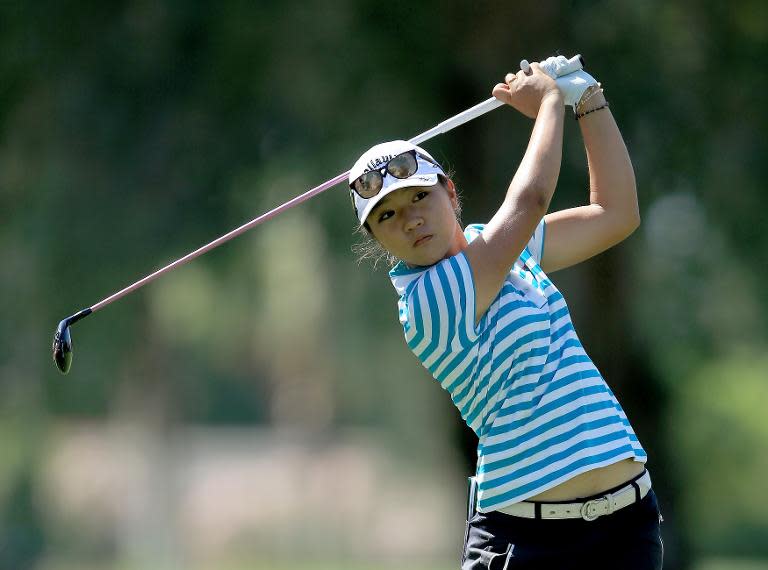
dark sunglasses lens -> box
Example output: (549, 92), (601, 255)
(387, 152), (418, 179)
(354, 171), (383, 199)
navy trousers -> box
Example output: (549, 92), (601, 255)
(461, 478), (664, 570)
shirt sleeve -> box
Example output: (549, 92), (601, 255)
(400, 252), (479, 368)
(525, 219), (546, 263)
(466, 220), (545, 263)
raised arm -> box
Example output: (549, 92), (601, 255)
(540, 87), (640, 273)
(463, 65), (565, 323)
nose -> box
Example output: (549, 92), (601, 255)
(403, 210), (424, 232)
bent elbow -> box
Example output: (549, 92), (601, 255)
(617, 184), (640, 238)
(615, 207), (640, 242)
(602, 200), (640, 245)
(627, 208), (641, 235)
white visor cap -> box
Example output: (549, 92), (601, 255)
(349, 140), (445, 226)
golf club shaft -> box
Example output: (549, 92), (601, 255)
(88, 96), (505, 313)
(91, 171), (349, 312)
(409, 97), (504, 145)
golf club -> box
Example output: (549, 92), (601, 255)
(51, 97), (506, 373)
(52, 54), (586, 374)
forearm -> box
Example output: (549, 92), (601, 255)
(465, 90), (565, 321)
(503, 92), (565, 215)
(579, 91), (639, 224)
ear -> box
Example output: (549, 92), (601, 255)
(443, 177), (459, 210)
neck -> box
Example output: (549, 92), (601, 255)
(446, 222), (468, 258)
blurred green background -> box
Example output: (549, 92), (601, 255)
(2, 1), (767, 569)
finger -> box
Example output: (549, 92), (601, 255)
(556, 55), (585, 76)
(492, 83), (513, 103)
(538, 57), (558, 79)
(520, 59), (532, 76)
(505, 72), (516, 84)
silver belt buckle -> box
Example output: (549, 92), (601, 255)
(580, 496), (608, 521)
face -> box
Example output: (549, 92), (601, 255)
(366, 180), (465, 267)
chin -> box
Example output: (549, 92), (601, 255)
(405, 247), (449, 268)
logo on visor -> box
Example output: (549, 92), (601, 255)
(365, 154), (396, 172)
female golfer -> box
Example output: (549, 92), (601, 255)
(348, 58), (662, 569)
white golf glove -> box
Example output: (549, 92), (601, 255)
(538, 55), (582, 78)
(523, 55), (599, 109)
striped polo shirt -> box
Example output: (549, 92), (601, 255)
(389, 220), (647, 513)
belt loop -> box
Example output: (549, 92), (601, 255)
(534, 502), (542, 520)
(604, 492), (615, 515)
(467, 477), (477, 520)
(630, 480), (641, 503)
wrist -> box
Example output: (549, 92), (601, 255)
(542, 89), (564, 106)
(575, 85), (605, 115)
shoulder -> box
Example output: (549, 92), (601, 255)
(392, 253), (478, 340)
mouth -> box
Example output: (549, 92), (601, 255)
(413, 235), (433, 247)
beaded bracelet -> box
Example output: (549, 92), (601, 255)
(576, 102), (609, 120)
(576, 84), (603, 112)
(574, 85), (603, 116)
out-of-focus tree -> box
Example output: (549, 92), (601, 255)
(1, 1), (767, 568)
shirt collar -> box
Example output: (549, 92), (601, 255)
(388, 260), (429, 297)
(387, 224), (483, 296)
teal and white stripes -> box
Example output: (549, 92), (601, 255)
(389, 220), (646, 513)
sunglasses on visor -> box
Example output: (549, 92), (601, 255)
(350, 150), (442, 199)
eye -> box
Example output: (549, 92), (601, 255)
(414, 191), (429, 201)
(378, 210), (394, 223)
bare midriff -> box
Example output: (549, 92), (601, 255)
(525, 458), (645, 502)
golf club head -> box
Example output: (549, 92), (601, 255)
(52, 308), (92, 374)
(53, 318), (73, 374)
